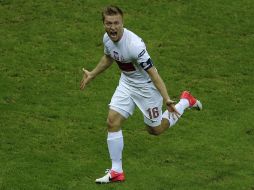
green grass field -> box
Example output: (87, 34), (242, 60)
(1, 0), (254, 189)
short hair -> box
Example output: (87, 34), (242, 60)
(102, 5), (123, 22)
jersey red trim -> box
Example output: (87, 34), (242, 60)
(116, 61), (136, 72)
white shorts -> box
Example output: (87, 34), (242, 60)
(109, 81), (163, 127)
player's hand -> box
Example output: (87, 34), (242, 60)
(166, 99), (181, 119)
(80, 68), (94, 90)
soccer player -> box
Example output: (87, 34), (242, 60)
(80, 5), (202, 183)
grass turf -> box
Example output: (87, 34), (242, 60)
(1, 0), (254, 189)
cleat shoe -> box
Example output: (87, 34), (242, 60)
(180, 91), (202, 110)
(95, 169), (125, 184)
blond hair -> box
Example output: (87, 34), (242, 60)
(102, 5), (123, 22)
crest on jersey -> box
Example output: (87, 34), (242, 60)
(113, 51), (119, 61)
(120, 56), (125, 62)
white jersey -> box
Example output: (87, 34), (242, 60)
(103, 28), (154, 87)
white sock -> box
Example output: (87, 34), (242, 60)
(162, 99), (189, 127)
(179, 98), (189, 110)
(107, 130), (123, 173)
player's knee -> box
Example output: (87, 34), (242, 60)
(107, 117), (114, 128)
(148, 130), (160, 136)
(107, 117), (120, 131)
(147, 127), (161, 136)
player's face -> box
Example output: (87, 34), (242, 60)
(104, 14), (124, 42)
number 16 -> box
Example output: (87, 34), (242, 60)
(147, 107), (159, 119)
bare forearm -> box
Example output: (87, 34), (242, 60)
(80, 55), (113, 90)
(147, 67), (170, 103)
(90, 55), (113, 78)
(152, 74), (170, 103)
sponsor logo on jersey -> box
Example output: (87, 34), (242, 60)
(120, 56), (125, 62)
(138, 49), (146, 58)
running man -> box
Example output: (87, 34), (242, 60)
(80, 5), (202, 183)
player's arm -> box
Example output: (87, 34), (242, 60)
(146, 66), (171, 103)
(132, 37), (180, 115)
(146, 66), (180, 116)
(132, 40), (170, 102)
(80, 54), (113, 90)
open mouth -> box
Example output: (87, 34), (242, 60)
(110, 31), (117, 38)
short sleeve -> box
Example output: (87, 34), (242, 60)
(104, 46), (110, 55)
(103, 33), (110, 55)
(129, 38), (151, 64)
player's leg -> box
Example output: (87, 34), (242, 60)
(95, 83), (135, 184)
(132, 85), (165, 135)
(96, 110), (130, 184)
(146, 98), (188, 135)
(146, 91), (202, 136)
(146, 97), (189, 135)
(146, 118), (169, 136)
(106, 109), (125, 174)
(107, 108), (125, 132)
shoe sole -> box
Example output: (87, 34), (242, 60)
(196, 100), (202, 110)
(189, 100), (202, 110)
(95, 180), (125, 184)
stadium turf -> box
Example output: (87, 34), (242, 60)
(1, 0), (253, 189)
